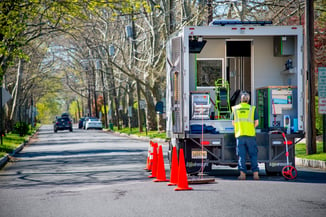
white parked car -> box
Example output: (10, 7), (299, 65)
(85, 117), (103, 130)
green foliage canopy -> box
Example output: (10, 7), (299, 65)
(36, 92), (61, 124)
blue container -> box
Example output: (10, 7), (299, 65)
(293, 118), (298, 133)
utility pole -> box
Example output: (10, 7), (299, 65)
(130, 11), (143, 133)
(0, 86), (3, 145)
(93, 63), (99, 118)
(107, 44), (120, 130)
(207, 0), (213, 24)
(100, 65), (108, 129)
(241, 0), (247, 21)
(87, 72), (92, 117)
(324, 114), (326, 152)
(30, 95), (34, 128)
(169, 0), (175, 33)
(305, 0), (316, 154)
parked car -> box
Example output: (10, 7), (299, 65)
(83, 117), (89, 129)
(85, 117), (103, 130)
(54, 117), (73, 133)
(78, 117), (85, 129)
(61, 112), (70, 119)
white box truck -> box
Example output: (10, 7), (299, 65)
(166, 21), (305, 175)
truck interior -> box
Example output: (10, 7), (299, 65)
(194, 40), (252, 108)
(226, 40), (251, 106)
(189, 38), (254, 132)
(188, 35), (299, 133)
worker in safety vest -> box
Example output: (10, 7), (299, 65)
(231, 92), (259, 180)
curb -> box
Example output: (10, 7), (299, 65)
(105, 130), (167, 144)
(0, 140), (28, 169)
(0, 155), (9, 168)
(0, 131), (37, 169)
(295, 157), (326, 170)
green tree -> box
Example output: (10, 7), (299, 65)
(36, 93), (61, 124)
(69, 100), (82, 123)
(0, 0), (90, 81)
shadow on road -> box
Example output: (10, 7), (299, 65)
(192, 166), (326, 184)
(0, 152), (149, 189)
(1, 126), (325, 190)
(0, 126), (150, 189)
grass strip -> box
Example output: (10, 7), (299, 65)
(0, 134), (28, 158)
(295, 142), (326, 161)
(0, 125), (39, 158)
(111, 127), (166, 140)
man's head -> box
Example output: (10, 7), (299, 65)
(240, 91), (250, 103)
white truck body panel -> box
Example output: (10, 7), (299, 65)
(167, 25), (304, 137)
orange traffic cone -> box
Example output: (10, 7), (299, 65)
(168, 146), (178, 186)
(148, 143), (158, 178)
(144, 155), (150, 171)
(154, 145), (169, 182)
(174, 148), (193, 191)
(144, 141), (153, 171)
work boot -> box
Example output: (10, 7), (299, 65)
(253, 172), (260, 180)
(238, 171), (246, 180)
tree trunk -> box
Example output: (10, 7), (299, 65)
(145, 90), (157, 131)
(10, 58), (23, 122)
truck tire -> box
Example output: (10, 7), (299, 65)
(168, 141), (173, 167)
(265, 163), (281, 176)
(186, 163), (212, 176)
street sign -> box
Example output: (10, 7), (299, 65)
(318, 67), (326, 114)
(1, 88), (12, 107)
(128, 106), (132, 117)
(318, 97), (326, 114)
(139, 100), (146, 110)
(155, 101), (164, 114)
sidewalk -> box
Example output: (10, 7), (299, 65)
(296, 157), (326, 170)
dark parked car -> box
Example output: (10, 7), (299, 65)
(78, 117), (85, 129)
(61, 112), (70, 118)
(54, 117), (73, 133)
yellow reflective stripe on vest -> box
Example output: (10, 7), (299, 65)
(232, 103), (256, 137)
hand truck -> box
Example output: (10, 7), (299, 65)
(280, 131), (298, 180)
(270, 130), (298, 180)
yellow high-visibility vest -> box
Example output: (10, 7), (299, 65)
(232, 103), (256, 138)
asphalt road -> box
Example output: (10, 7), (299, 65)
(0, 125), (325, 217)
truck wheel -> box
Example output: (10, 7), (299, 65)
(187, 167), (200, 176)
(168, 141), (183, 168)
(265, 163), (281, 176)
(265, 170), (279, 176)
(168, 141), (173, 167)
(186, 163), (212, 176)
